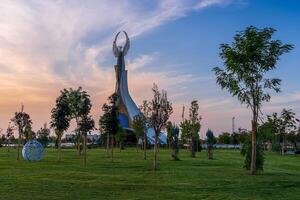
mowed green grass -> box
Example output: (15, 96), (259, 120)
(1, 147), (300, 200)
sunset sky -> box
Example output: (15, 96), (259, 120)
(0, 0), (299, 137)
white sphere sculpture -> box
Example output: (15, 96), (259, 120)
(22, 140), (45, 161)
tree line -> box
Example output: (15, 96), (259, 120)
(0, 25), (296, 175)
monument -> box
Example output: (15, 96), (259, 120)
(112, 31), (166, 144)
(113, 31), (139, 128)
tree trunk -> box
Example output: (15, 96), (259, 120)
(17, 128), (21, 160)
(77, 136), (81, 156)
(106, 133), (110, 157)
(208, 147), (213, 159)
(143, 132), (147, 160)
(281, 136), (285, 156)
(7, 139), (10, 152)
(153, 132), (159, 170)
(111, 136), (114, 162)
(136, 138), (139, 153)
(250, 119), (257, 175)
(83, 133), (87, 167)
(190, 139), (196, 158)
(58, 134), (62, 161)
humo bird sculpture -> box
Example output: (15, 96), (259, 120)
(112, 31), (167, 144)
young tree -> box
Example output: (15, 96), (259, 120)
(6, 123), (14, 152)
(115, 126), (126, 152)
(217, 132), (231, 144)
(11, 106), (32, 160)
(139, 100), (150, 160)
(169, 124), (180, 161)
(189, 100), (202, 157)
(206, 129), (216, 159)
(213, 26), (293, 174)
(165, 121), (173, 149)
(37, 123), (50, 148)
(68, 87), (92, 155)
(147, 84), (173, 170)
(24, 125), (35, 141)
(50, 89), (71, 161)
(180, 119), (191, 148)
(99, 93), (119, 162)
(241, 135), (264, 171)
(132, 114), (147, 152)
(268, 109), (299, 155)
(78, 115), (95, 167)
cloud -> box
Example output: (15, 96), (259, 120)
(0, 0), (246, 136)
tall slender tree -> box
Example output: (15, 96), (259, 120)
(139, 100), (150, 160)
(206, 129), (216, 160)
(68, 87), (92, 155)
(50, 89), (71, 161)
(78, 115), (95, 166)
(189, 100), (202, 157)
(147, 84), (173, 170)
(99, 93), (119, 162)
(6, 122), (14, 152)
(132, 113), (147, 153)
(213, 26), (293, 174)
(11, 105), (32, 160)
(169, 123), (180, 161)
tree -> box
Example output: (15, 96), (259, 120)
(11, 105), (32, 160)
(217, 132), (231, 144)
(213, 26), (293, 174)
(189, 100), (202, 157)
(78, 115), (95, 167)
(180, 119), (191, 146)
(166, 121), (173, 149)
(132, 113), (147, 152)
(241, 136), (264, 171)
(24, 125), (35, 141)
(169, 124), (180, 160)
(68, 87), (92, 155)
(206, 129), (216, 159)
(147, 84), (173, 170)
(115, 126), (126, 151)
(50, 89), (71, 161)
(6, 123), (14, 152)
(258, 121), (277, 151)
(268, 109), (299, 155)
(139, 100), (150, 160)
(37, 123), (50, 148)
(99, 93), (119, 162)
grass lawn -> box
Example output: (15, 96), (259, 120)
(0, 147), (300, 200)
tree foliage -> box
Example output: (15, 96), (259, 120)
(213, 26), (293, 174)
(147, 83), (173, 170)
(37, 123), (50, 147)
(11, 108), (32, 160)
(206, 129), (216, 159)
(169, 123), (180, 161)
(99, 93), (119, 161)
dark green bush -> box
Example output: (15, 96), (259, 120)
(241, 137), (264, 171)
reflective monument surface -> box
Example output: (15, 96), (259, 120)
(112, 31), (166, 144)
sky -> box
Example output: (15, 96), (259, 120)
(0, 0), (299, 138)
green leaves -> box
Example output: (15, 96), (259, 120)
(99, 93), (119, 137)
(132, 113), (147, 140)
(213, 26), (293, 112)
(50, 87), (94, 136)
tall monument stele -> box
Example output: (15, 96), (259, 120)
(112, 31), (139, 128)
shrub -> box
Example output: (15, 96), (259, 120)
(241, 137), (264, 171)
